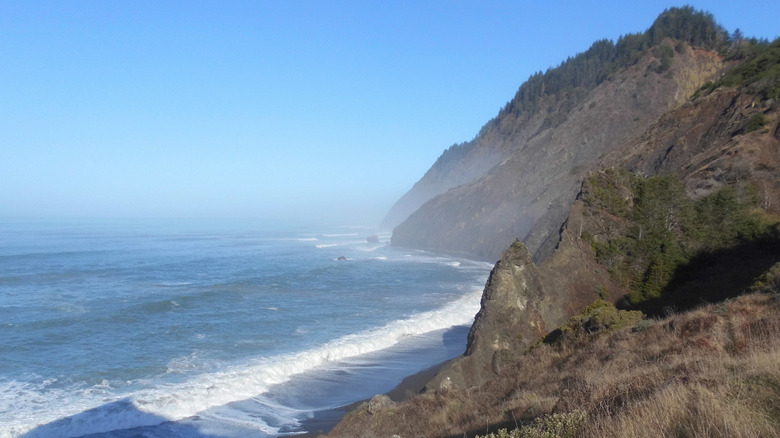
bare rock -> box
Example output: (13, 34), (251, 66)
(437, 376), (457, 394)
(367, 394), (395, 415)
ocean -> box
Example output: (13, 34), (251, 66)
(0, 219), (492, 437)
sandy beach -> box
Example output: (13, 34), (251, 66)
(298, 359), (450, 436)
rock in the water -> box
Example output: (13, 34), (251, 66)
(366, 235), (380, 243)
(337, 256), (348, 261)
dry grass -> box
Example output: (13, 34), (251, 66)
(327, 292), (780, 438)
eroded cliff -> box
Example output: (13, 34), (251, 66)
(392, 43), (724, 262)
(328, 11), (780, 438)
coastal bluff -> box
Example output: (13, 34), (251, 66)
(327, 7), (780, 438)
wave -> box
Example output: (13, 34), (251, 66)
(7, 290), (483, 437)
(314, 242), (349, 248)
(152, 282), (193, 287)
(352, 244), (385, 252)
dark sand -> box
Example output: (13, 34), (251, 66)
(296, 359), (450, 437)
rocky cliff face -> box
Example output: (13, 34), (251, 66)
(427, 75), (780, 390)
(380, 140), (507, 230)
(613, 88), (780, 206)
(329, 12), (780, 438)
(391, 44), (724, 262)
(326, 11), (780, 436)
(426, 191), (631, 389)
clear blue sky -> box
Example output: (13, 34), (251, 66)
(2, 1), (778, 227)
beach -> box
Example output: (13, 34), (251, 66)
(298, 358), (452, 436)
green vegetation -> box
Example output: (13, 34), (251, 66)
(746, 113), (769, 132)
(476, 411), (586, 438)
(542, 299), (644, 346)
(583, 168), (634, 217)
(559, 299), (644, 336)
(648, 42), (675, 74)
(494, 6), (728, 120)
(583, 170), (780, 310)
(540, 299), (645, 352)
(695, 37), (780, 102)
(434, 140), (475, 167)
(750, 262), (780, 293)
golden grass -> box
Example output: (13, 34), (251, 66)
(327, 292), (780, 438)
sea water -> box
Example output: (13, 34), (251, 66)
(0, 219), (492, 437)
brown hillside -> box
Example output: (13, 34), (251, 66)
(328, 66), (780, 438)
(392, 43), (724, 262)
(328, 287), (780, 438)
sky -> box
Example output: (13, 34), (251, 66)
(2, 1), (779, 227)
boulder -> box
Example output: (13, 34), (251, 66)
(367, 394), (395, 415)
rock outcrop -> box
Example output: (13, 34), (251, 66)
(427, 192), (630, 388)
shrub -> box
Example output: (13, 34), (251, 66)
(560, 300), (644, 336)
(477, 411), (587, 438)
(746, 113), (768, 132)
(584, 170), (778, 307)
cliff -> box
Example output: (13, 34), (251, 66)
(328, 102), (780, 434)
(391, 42), (724, 262)
(385, 8), (743, 262)
(329, 9), (780, 437)
(426, 43), (780, 387)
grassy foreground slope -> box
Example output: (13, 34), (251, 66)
(329, 273), (780, 438)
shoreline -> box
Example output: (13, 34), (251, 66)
(296, 358), (452, 437)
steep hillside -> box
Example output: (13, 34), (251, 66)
(328, 116), (780, 437)
(328, 288), (780, 438)
(613, 39), (780, 205)
(425, 70), (780, 388)
(328, 25), (780, 437)
(388, 7), (730, 262)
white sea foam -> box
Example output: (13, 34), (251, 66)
(4, 289), (484, 438)
(315, 239), (371, 249)
(51, 303), (87, 314)
(165, 352), (213, 374)
(143, 288), (483, 420)
(353, 244), (384, 252)
(314, 243), (346, 248)
(314, 241), (365, 249)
